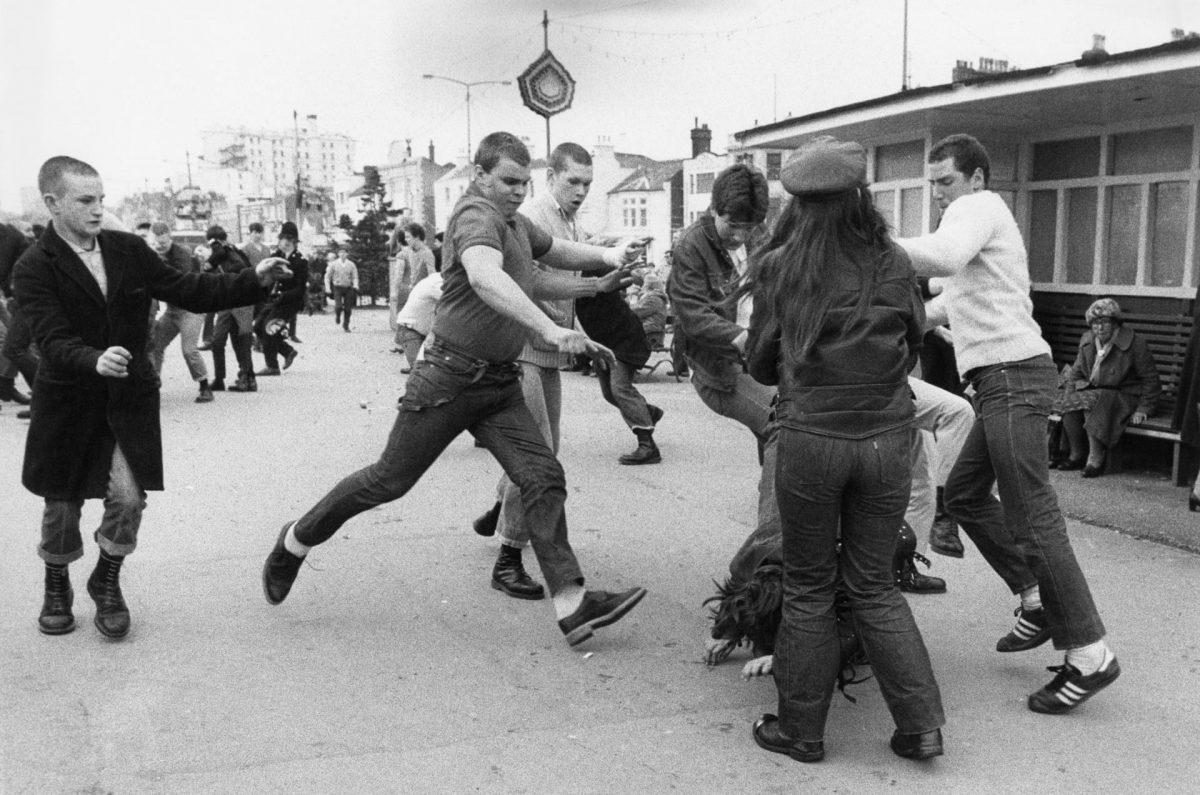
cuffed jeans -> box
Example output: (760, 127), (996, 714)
(496, 362), (561, 550)
(293, 340), (585, 594)
(774, 425), (944, 741)
(945, 354), (1106, 650)
(905, 377), (974, 547)
(596, 359), (655, 430)
(150, 305), (208, 381)
(39, 444), (146, 565)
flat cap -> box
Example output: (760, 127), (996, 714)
(781, 135), (868, 196)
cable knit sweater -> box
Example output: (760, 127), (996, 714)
(898, 190), (1049, 377)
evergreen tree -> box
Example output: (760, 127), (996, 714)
(346, 166), (391, 304)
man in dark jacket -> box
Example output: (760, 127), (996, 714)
(146, 221), (214, 402)
(204, 225), (258, 392)
(14, 156), (291, 639)
(0, 221), (36, 409)
(255, 221), (308, 375)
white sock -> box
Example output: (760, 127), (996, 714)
(553, 585), (585, 619)
(1066, 640), (1112, 675)
(284, 522), (310, 557)
(1020, 586), (1042, 611)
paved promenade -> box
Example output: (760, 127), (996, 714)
(2, 308), (1198, 794)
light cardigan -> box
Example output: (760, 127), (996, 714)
(898, 190), (1049, 377)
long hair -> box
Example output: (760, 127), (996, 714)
(733, 187), (894, 362)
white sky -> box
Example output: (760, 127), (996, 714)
(1, 0), (1197, 212)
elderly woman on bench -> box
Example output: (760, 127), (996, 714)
(1053, 298), (1161, 477)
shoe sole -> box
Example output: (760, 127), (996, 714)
(997, 630), (1051, 652)
(564, 588), (647, 647)
(892, 743), (944, 760)
(1028, 660), (1121, 714)
(490, 578), (546, 601)
(618, 454), (662, 465)
(38, 618), (76, 635)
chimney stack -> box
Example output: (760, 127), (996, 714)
(690, 118), (712, 157)
(429, 140), (435, 163)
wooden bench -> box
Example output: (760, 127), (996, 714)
(1035, 306), (1193, 484)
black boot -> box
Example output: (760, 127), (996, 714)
(894, 521), (946, 594)
(39, 563), (76, 635)
(929, 486), (964, 558)
(491, 546), (545, 600)
(473, 500), (501, 537)
(619, 429), (661, 465)
(0, 376), (30, 404)
(228, 373), (258, 392)
(87, 551), (130, 638)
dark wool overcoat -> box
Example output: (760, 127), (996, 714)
(12, 224), (268, 499)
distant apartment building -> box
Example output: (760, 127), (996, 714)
(200, 117), (356, 198)
(378, 140), (455, 230)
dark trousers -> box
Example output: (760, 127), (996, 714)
(332, 286), (355, 329)
(210, 309), (254, 381)
(945, 354), (1106, 650)
(262, 328), (295, 369)
(774, 425), (944, 741)
(294, 340), (585, 594)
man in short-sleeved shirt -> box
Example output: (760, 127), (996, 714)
(263, 131), (648, 648)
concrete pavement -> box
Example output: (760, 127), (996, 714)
(2, 307), (1198, 794)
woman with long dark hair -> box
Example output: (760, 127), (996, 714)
(738, 137), (945, 763)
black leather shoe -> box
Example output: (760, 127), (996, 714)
(890, 728), (944, 760)
(928, 517), (964, 558)
(491, 555), (545, 600)
(1082, 462), (1105, 478)
(39, 566), (75, 635)
(262, 522), (306, 605)
(0, 382), (31, 404)
(87, 559), (130, 639)
(896, 553), (946, 594)
(473, 501), (501, 537)
(753, 714), (825, 763)
(1057, 458), (1085, 471)
(558, 587), (647, 646)
(255, 367), (281, 377)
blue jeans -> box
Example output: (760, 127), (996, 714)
(773, 425), (944, 741)
(945, 354), (1106, 650)
(293, 340), (585, 595)
(496, 362), (562, 549)
(40, 444), (146, 565)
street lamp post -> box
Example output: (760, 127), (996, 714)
(422, 74), (512, 157)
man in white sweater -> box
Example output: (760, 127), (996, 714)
(898, 134), (1118, 715)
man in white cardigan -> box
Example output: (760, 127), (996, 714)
(897, 134), (1118, 715)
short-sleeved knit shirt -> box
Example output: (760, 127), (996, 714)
(432, 183), (553, 362)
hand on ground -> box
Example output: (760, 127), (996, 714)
(741, 655), (774, 680)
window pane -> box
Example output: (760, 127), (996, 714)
(875, 140), (925, 182)
(695, 172), (714, 193)
(899, 187), (923, 237)
(983, 143), (1019, 182)
(1032, 137), (1101, 180)
(1110, 127), (1193, 176)
(1065, 188), (1097, 283)
(1028, 190), (1057, 282)
(766, 152), (782, 181)
(1105, 184), (1141, 285)
(1150, 182), (1188, 287)
(873, 189), (896, 231)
